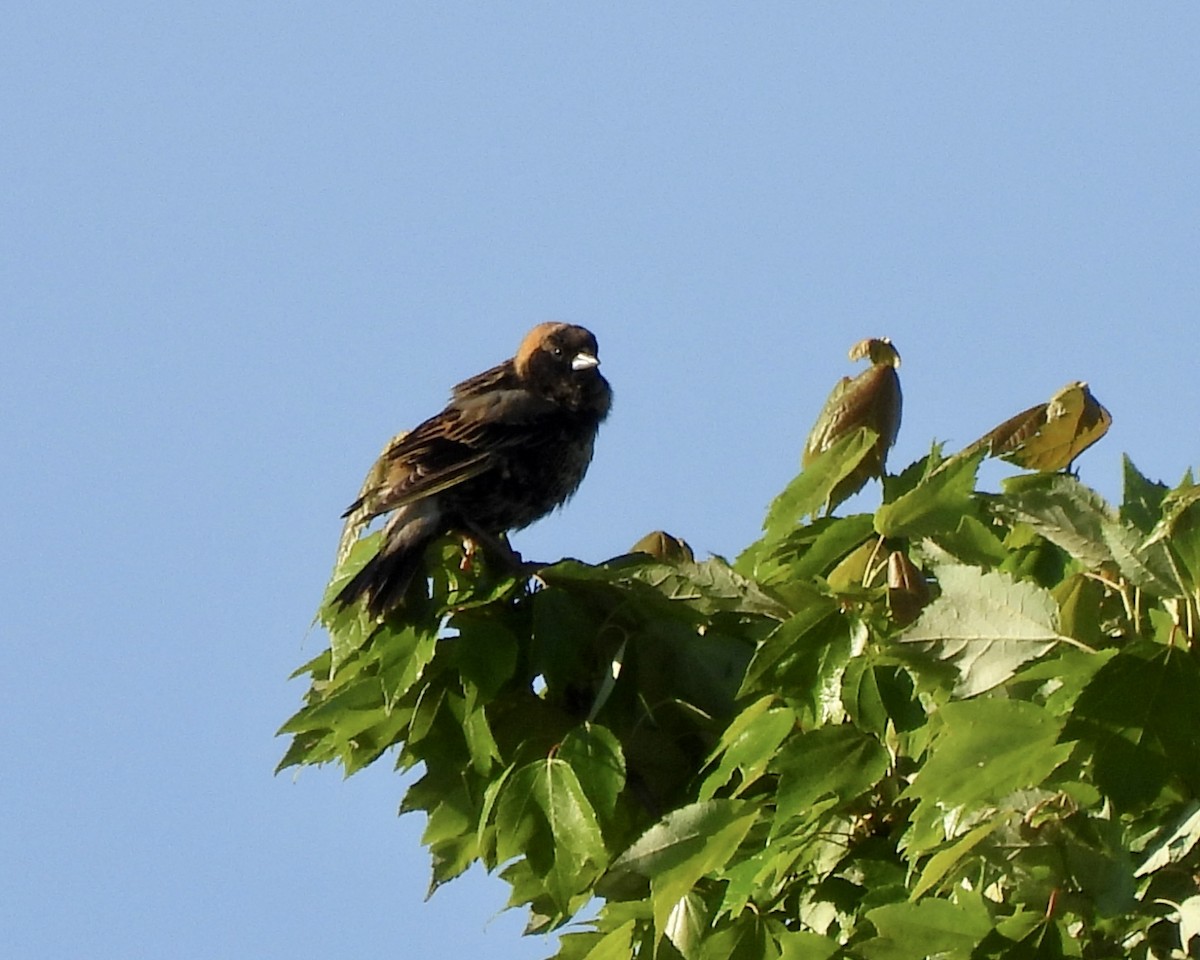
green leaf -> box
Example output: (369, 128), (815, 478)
(997, 473), (1114, 569)
(933, 513), (1009, 567)
(494, 758), (608, 912)
(1121, 454), (1168, 534)
(606, 799), (756, 883)
(557, 725), (626, 822)
(1070, 644), (1200, 809)
(1063, 821), (1137, 917)
(1050, 574), (1107, 650)
(840, 657), (889, 738)
(1157, 483), (1200, 590)
(626, 554), (791, 619)
(1134, 802), (1200, 878)
(744, 512), (876, 586)
(1014, 646), (1116, 717)
(909, 818), (1006, 900)
(874, 449), (983, 539)
(972, 920), (1065, 959)
(450, 613), (519, 700)
(762, 428), (878, 538)
(903, 699), (1072, 852)
(419, 781), (482, 888)
(771, 725), (890, 830)
(665, 890), (709, 960)
(774, 929), (839, 960)
(897, 565), (1066, 698)
(697, 911), (774, 960)
(860, 898), (993, 960)
(700, 697), (796, 800)
(1103, 520), (1185, 597)
(578, 920), (636, 960)
(457, 695), (501, 774)
(604, 800), (759, 942)
(738, 597), (841, 699)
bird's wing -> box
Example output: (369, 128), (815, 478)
(450, 360), (518, 399)
(345, 388), (561, 520)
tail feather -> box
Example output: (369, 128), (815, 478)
(333, 502), (442, 617)
(334, 540), (428, 616)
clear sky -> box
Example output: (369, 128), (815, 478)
(4, 5), (1198, 958)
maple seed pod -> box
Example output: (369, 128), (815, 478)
(887, 550), (930, 627)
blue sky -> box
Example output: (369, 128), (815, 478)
(4, 5), (1198, 958)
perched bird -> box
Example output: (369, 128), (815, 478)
(334, 322), (612, 616)
(803, 337), (903, 509)
(960, 380), (1111, 472)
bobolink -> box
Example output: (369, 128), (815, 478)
(335, 322), (612, 616)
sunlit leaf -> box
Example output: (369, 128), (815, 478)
(909, 819), (1005, 900)
(558, 725), (626, 822)
(578, 920), (636, 960)
(903, 699), (1072, 851)
(764, 428), (879, 536)
(860, 898), (992, 960)
(494, 758), (608, 912)
(1121, 455), (1168, 534)
(605, 800), (759, 943)
(1153, 482), (1200, 590)
(774, 929), (840, 960)
(897, 565), (1066, 697)
(963, 381), (1111, 472)
(606, 799), (757, 884)
(738, 598), (841, 698)
(1134, 802), (1200, 877)
(699, 697), (796, 800)
(664, 890), (708, 960)
(747, 512), (876, 586)
(874, 449), (983, 539)
(997, 472), (1115, 570)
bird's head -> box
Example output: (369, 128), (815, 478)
(514, 322), (611, 415)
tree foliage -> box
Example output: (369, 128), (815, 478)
(282, 408), (1200, 959)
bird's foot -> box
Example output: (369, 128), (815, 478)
(461, 525), (546, 578)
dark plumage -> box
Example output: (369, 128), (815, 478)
(334, 322), (612, 616)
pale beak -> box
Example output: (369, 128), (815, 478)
(571, 352), (600, 371)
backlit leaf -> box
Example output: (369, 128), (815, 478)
(764, 427), (879, 535)
(874, 449), (983, 539)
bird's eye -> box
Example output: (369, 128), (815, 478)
(552, 346), (564, 358)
